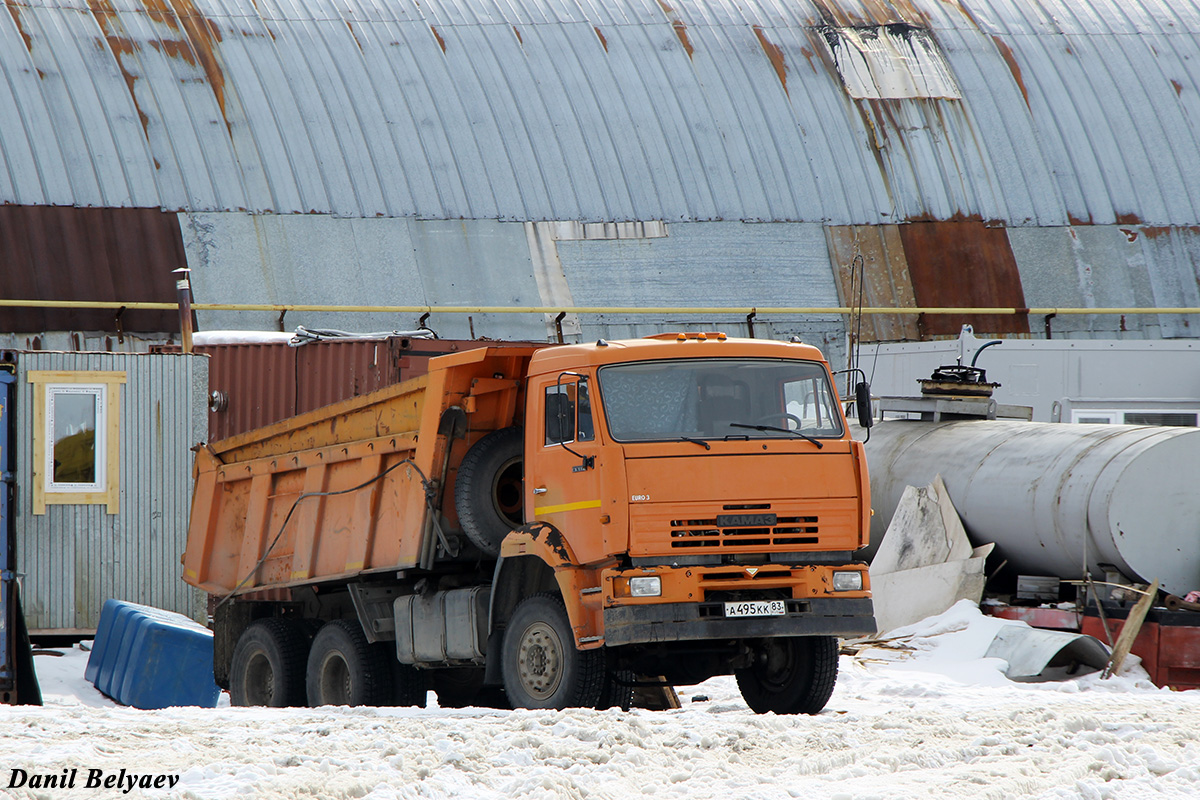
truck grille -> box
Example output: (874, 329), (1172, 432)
(670, 504), (818, 549)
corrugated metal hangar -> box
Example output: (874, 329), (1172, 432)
(0, 0), (1198, 350)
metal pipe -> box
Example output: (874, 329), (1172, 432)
(2, 299), (1199, 316)
(173, 269), (194, 354)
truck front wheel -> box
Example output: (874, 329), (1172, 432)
(229, 618), (310, 707)
(306, 620), (391, 706)
(735, 636), (838, 715)
(502, 594), (604, 710)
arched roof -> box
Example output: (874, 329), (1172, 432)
(1, 0), (1198, 225)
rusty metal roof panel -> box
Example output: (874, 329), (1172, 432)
(2, 0), (1200, 225)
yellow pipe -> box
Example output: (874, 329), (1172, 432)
(1, 299), (1198, 315)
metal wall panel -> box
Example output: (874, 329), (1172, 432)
(898, 220), (1030, 336)
(2, 0), (1198, 228)
(200, 343), (296, 442)
(12, 351), (207, 632)
(1009, 225), (1173, 339)
(0, 206), (184, 334)
(863, 332), (1200, 423)
(183, 214), (546, 341)
(556, 220), (847, 359)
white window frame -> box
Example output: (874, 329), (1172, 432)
(27, 370), (126, 514)
(45, 383), (108, 493)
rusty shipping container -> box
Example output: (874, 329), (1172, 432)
(196, 337), (543, 442)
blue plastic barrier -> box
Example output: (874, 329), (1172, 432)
(85, 600), (220, 709)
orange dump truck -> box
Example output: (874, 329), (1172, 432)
(183, 333), (875, 713)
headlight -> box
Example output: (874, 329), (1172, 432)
(629, 576), (662, 597)
(832, 571), (864, 592)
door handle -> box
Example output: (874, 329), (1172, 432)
(533, 487), (548, 495)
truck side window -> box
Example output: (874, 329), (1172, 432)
(545, 385), (575, 445)
(577, 380), (594, 442)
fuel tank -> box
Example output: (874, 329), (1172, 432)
(860, 419), (1200, 595)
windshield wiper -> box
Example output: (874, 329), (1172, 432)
(728, 423), (824, 449)
(678, 436), (711, 450)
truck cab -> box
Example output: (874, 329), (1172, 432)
(491, 333), (875, 711)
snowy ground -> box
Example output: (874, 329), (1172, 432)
(5, 602), (1200, 800)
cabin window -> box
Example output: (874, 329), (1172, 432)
(27, 371), (125, 514)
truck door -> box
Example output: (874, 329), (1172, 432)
(528, 375), (606, 564)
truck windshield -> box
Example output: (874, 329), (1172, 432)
(597, 358), (844, 442)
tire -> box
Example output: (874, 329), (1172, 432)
(502, 593), (604, 710)
(455, 427), (524, 556)
(388, 658), (429, 708)
(597, 668), (635, 711)
(306, 620), (392, 707)
(735, 636), (839, 715)
(229, 618), (310, 708)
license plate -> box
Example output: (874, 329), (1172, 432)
(724, 600), (786, 618)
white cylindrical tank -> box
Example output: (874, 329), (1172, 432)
(861, 420), (1200, 595)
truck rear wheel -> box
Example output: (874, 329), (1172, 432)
(229, 618), (310, 707)
(455, 427), (523, 556)
(502, 593), (604, 710)
(306, 620), (391, 707)
(735, 636), (838, 715)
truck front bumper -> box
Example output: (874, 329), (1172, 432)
(602, 597), (876, 647)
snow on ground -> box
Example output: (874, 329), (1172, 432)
(5, 602), (1200, 800)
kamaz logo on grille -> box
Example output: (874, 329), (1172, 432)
(715, 513), (777, 528)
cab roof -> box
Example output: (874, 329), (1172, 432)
(527, 333), (829, 378)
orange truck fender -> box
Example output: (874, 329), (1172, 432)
(492, 524), (609, 650)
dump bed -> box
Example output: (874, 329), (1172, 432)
(182, 346), (540, 597)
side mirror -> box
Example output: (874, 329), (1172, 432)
(855, 381), (873, 429)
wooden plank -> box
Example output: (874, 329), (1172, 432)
(1103, 579), (1159, 679)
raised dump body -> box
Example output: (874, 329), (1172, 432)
(184, 334), (875, 713)
(185, 346), (540, 594)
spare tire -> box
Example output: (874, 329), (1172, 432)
(455, 427), (524, 555)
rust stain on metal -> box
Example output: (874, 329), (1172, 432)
(1114, 212), (1142, 225)
(512, 25), (522, 45)
(898, 220), (1030, 337)
(139, 0), (177, 28)
(87, 0), (151, 137)
(828, 225), (921, 342)
(1172, 79), (1183, 96)
(347, 21), (363, 51)
(164, 0), (228, 127)
(5, 0), (33, 53)
(656, 0), (693, 59)
(991, 36), (1029, 109)
(754, 26), (787, 96)
(808, 0), (928, 28)
(1068, 213), (1093, 225)
(799, 45), (816, 72)
(594, 26), (607, 52)
(150, 38), (197, 65)
(1120, 228), (1139, 242)
(430, 24), (446, 53)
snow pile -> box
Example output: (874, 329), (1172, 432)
(5, 602), (1198, 800)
